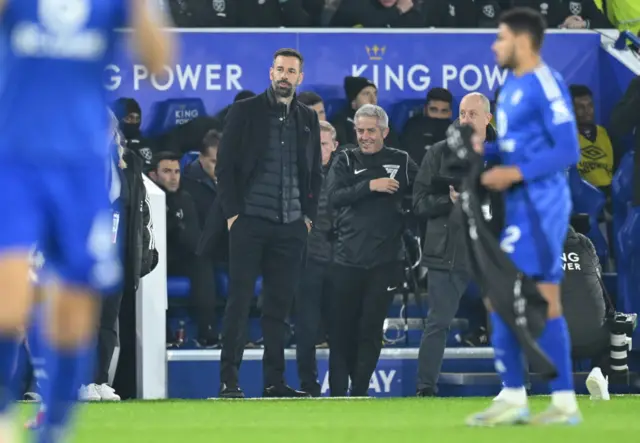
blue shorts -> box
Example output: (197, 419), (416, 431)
(0, 162), (121, 293)
(501, 182), (571, 284)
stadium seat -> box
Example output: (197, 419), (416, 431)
(612, 151), (635, 207)
(388, 99), (424, 133)
(568, 167), (608, 262)
(323, 98), (347, 121)
(612, 151), (635, 269)
(144, 98), (206, 137)
(180, 151), (199, 170)
(168, 276), (190, 299)
(616, 205), (640, 313)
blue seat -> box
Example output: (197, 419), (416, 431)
(168, 276), (190, 299)
(144, 98), (206, 137)
(180, 151), (199, 170)
(323, 98), (346, 121)
(612, 151), (635, 207)
(612, 151), (634, 268)
(616, 206), (640, 314)
(568, 167), (608, 263)
(388, 99), (424, 133)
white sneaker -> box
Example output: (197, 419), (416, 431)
(586, 367), (610, 400)
(466, 400), (530, 427)
(95, 384), (121, 401)
(78, 384), (101, 402)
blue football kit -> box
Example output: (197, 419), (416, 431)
(0, 1), (130, 439)
(489, 63), (581, 284)
(0, 0), (127, 293)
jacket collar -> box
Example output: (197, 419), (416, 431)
(266, 86), (298, 113)
(186, 159), (216, 190)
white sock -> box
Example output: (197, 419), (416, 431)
(500, 387), (528, 406)
(551, 390), (578, 413)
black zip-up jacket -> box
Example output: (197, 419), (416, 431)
(122, 150), (158, 290)
(326, 145), (418, 269)
(307, 162), (334, 263)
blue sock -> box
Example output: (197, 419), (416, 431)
(27, 304), (47, 402)
(37, 341), (94, 443)
(0, 333), (20, 413)
(490, 312), (525, 388)
(537, 316), (574, 392)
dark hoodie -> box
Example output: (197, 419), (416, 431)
(181, 159), (218, 227)
(306, 157), (336, 264)
(112, 98), (158, 167)
(400, 114), (452, 166)
(330, 76), (400, 148)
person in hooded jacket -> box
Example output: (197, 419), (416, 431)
(413, 93), (497, 397)
(400, 87), (454, 166)
(294, 121), (339, 397)
(330, 76), (400, 148)
(182, 129), (220, 227)
(112, 97), (158, 167)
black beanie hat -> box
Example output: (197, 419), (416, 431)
(344, 76), (376, 103)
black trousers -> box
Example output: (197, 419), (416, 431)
(220, 215), (307, 389)
(327, 261), (403, 397)
(95, 290), (125, 385)
(168, 254), (217, 339)
(295, 258), (331, 394)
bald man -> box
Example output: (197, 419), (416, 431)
(412, 92), (494, 396)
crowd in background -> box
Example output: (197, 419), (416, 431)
(165, 0), (640, 35)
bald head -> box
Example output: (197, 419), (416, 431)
(459, 92), (492, 141)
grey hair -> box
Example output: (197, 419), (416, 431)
(319, 120), (337, 141)
(463, 92), (491, 114)
(354, 104), (389, 129)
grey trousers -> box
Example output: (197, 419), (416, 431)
(416, 269), (469, 392)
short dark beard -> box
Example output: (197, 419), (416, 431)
(273, 80), (294, 98)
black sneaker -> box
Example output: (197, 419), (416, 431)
(219, 383), (245, 399)
(416, 387), (436, 397)
(263, 385), (311, 398)
(301, 382), (321, 397)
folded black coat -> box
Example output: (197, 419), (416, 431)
(446, 124), (557, 380)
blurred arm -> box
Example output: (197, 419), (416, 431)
(130, 0), (174, 75)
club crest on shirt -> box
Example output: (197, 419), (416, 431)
(383, 164), (400, 179)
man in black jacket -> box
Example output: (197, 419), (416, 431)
(400, 87), (453, 165)
(412, 92), (493, 397)
(326, 104), (418, 397)
(295, 120), (338, 397)
(215, 48), (322, 398)
(182, 129), (220, 227)
(149, 152), (217, 347)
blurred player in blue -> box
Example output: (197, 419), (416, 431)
(0, 1), (173, 442)
(466, 7), (581, 426)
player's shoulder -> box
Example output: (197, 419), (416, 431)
(529, 64), (569, 102)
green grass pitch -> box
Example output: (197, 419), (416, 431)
(17, 396), (640, 443)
